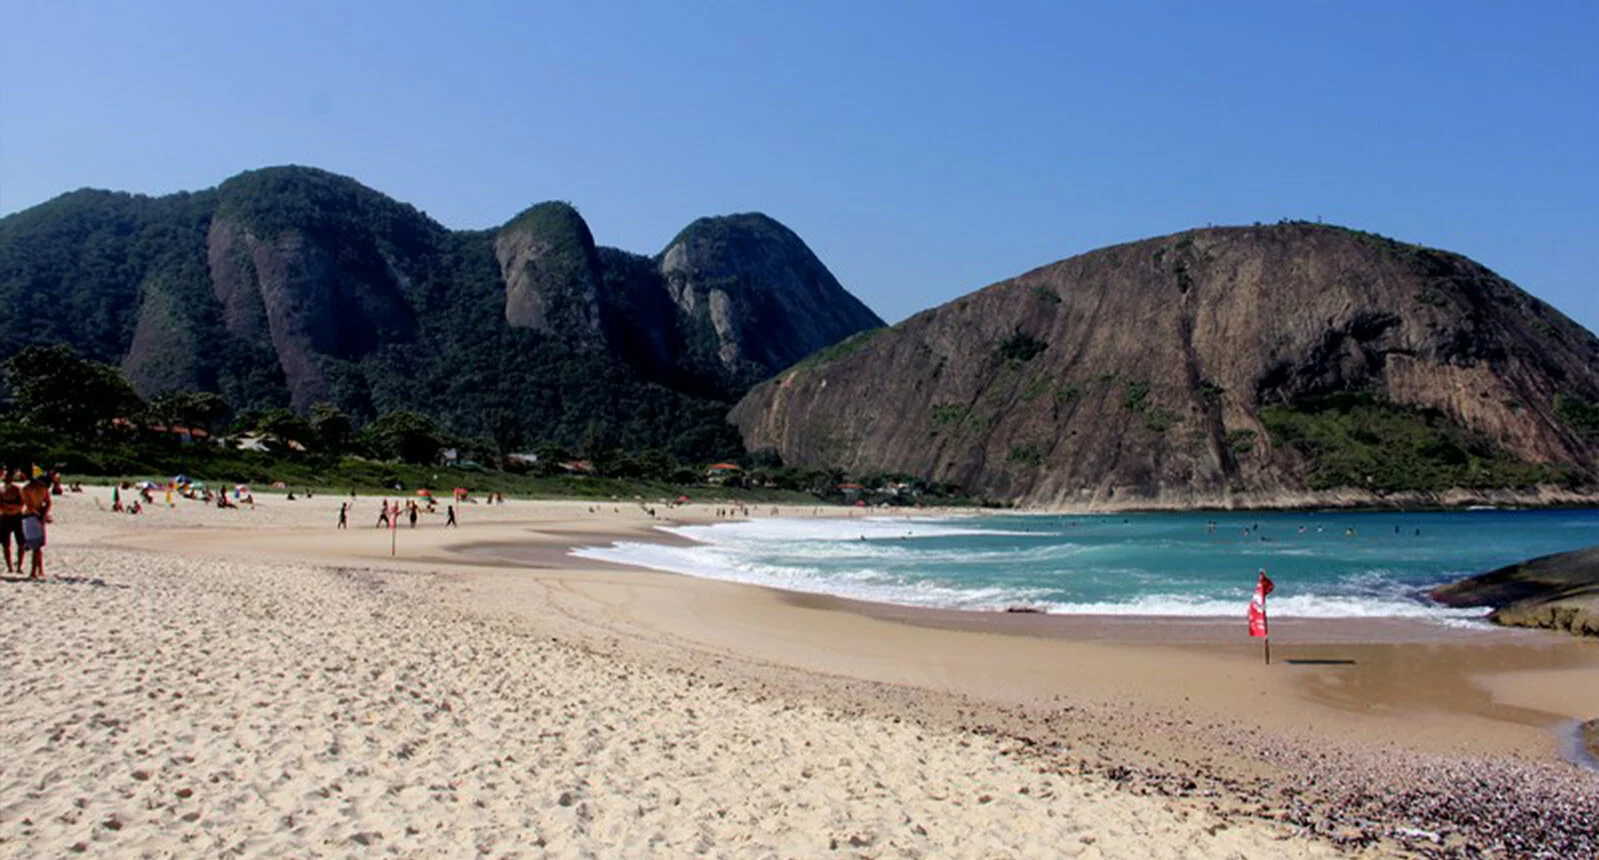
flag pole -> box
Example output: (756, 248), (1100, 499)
(1264, 584), (1272, 664)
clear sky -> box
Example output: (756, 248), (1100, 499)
(2, 1), (1595, 331)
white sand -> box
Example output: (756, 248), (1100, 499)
(0, 490), (1345, 858)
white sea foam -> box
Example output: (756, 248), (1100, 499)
(660, 516), (1043, 545)
(570, 531), (1490, 621)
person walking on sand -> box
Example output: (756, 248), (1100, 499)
(407, 501), (418, 529)
(0, 469), (23, 574)
(337, 502), (348, 529)
(19, 470), (52, 580)
(445, 504), (457, 528)
(376, 500), (390, 529)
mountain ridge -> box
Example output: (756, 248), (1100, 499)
(0, 165), (884, 460)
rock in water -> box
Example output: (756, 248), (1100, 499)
(1431, 546), (1599, 637)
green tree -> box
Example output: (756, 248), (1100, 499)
(309, 402), (355, 453)
(2, 344), (144, 438)
(360, 411), (444, 464)
(149, 390), (230, 435)
(256, 408), (315, 451)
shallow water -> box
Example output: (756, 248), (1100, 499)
(573, 508), (1599, 622)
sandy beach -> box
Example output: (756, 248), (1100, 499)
(2, 489), (1595, 858)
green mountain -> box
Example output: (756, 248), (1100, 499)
(0, 166), (883, 460)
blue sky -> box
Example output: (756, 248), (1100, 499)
(2, 1), (1595, 331)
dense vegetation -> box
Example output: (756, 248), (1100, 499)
(0, 167), (781, 464)
(0, 345), (977, 506)
(1260, 391), (1568, 492)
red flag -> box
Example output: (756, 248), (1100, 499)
(1248, 569), (1273, 638)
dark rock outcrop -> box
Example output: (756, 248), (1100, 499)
(495, 202), (605, 338)
(731, 224), (1599, 507)
(1430, 546), (1599, 636)
(659, 214), (884, 391)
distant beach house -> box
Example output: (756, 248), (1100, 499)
(232, 432), (305, 453)
(836, 482), (866, 499)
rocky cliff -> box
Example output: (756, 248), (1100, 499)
(659, 214), (884, 392)
(0, 166), (882, 458)
(731, 224), (1599, 506)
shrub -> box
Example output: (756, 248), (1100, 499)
(997, 332), (1047, 363)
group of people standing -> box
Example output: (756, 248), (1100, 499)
(339, 499), (458, 529)
(1, 469), (54, 579)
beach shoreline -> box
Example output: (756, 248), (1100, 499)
(5, 488), (1596, 857)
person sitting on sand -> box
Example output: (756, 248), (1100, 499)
(0, 469), (23, 574)
(19, 470), (52, 580)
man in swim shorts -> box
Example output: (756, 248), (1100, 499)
(19, 470), (51, 580)
(0, 469), (23, 574)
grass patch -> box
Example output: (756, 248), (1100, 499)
(1142, 408), (1180, 432)
(930, 403), (968, 426)
(1122, 380), (1150, 412)
(1554, 393), (1599, 438)
(794, 327), (886, 368)
(1007, 444), (1044, 467)
(1260, 391), (1567, 492)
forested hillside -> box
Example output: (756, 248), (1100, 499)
(0, 166), (883, 462)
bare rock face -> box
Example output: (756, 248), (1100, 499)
(494, 202), (604, 337)
(731, 224), (1599, 507)
(658, 214), (884, 386)
(204, 170), (423, 410)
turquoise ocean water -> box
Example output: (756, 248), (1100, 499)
(572, 509), (1599, 621)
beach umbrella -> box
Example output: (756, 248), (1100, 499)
(676, 495), (692, 503)
(416, 489), (433, 497)
(189, 481), (207, 490)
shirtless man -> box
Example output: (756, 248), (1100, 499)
(0, 469), (23, 574)
(19, 471), (51, 580)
